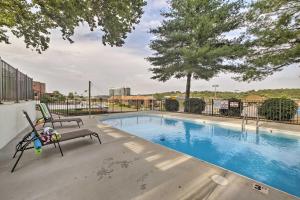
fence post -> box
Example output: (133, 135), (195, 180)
(15, 68), (19, 103)
(160, 101), (162, 111)
(100, 98), (103, 112)
(121, 98), (123, 112)
(297, 105), (299, 124)
(279, 99), (281, 121)
(211, 99), (214, 116)
(66, 98), (69, 116)
(88, 81), (91, 117)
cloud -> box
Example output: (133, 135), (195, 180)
(0, 0), (299, 96)
(150, 0), (169, 9)
(138, 19), (162, 32)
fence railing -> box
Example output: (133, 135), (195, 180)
(0, 57), (33, 102)
(38, 96), (163, 116)
(38, 94), (300, 125)
(176, 98), (300, 125)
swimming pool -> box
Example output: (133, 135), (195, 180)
(102, 115), (300, 197)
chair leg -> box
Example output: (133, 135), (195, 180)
(51, 122), (55, 128)
(12, 150), (18, 158)
(13, 143), (21, 158)
(53, 142), (57, 148)
(56, 141), (63, 156)
(90, 135), (92, 140)
(77, 121), (80, 128)
(11, 140), (31, 172)
(94, 134), (101, 144)
(11, 149), (24, 173)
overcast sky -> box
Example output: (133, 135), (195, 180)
(0, 0), (299, 96)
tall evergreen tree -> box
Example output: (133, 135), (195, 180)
(0, 0), (146, 53)
(238, 0), (300, 81)
(147, 0), (246, 111)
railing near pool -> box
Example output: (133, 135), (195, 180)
(36, 95), (300, 125)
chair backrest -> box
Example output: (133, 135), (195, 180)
(22, 111), (39, 137)
(39, 103), (52, 120)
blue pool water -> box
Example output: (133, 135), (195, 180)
(103, 115), (300, 197)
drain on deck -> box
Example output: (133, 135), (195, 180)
(211, 175), (229, 186)
(253, 183), (269, 195)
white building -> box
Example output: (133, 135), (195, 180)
(109, 87), (130, 96)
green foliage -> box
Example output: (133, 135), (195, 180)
(52, 91), (66, 102)
(165, 99), (179, 112)
(259, 98), (298, 121)
(185, 98), (206, 114)
(68, 92), (74, 99)
(41, 91), (66, 103)
(147, 0), (247, 105)
(148, 88), (300, 100)
(40, 94), (51, 103)
(219, 98), (243, 117)
(0, 0), (146, 53)
(236, 0), (300, 81)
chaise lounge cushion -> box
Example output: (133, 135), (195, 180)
(59, 129), (95, 141)
(51, 117), (83, 123)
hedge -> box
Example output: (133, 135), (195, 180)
(165, 99), (179, 112)
(258, 98), (297, 121)
(185, 98), (206, 114)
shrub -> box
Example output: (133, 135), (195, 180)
(165, 99), (179, 112)
(259, 98), (297, 121)
(40, 94), (51, 103)
(219, 98), (243, 117)
(185, 98), (206, 114)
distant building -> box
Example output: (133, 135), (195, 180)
(109, 87), (130, 96)
(33, 81), (46, 99)
(109, 95), (156, 107)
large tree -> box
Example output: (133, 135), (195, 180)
(0, 0), (146, 53)
(147, 0), (246, 111)
(237, 0), (300, 81)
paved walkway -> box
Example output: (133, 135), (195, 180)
(0, 112), (299, 200)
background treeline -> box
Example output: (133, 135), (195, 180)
(149, 89), (300, 100)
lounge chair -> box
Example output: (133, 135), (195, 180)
(39, 103), (83, 128)
(11, 111), (101, 173)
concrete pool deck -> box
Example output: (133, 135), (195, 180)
(0, 112), (299, 200)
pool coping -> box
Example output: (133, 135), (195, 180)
(99, 112), (300, 199)
(100, 111), (300, 137)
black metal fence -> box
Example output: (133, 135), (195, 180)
(0, 58), (33, 102)
(38, 96), (163, 116)
(38, 94), (300, 125)
(176, 98), (300, 125)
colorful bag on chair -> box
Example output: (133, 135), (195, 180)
(40, 127), (61, 143)
(31, 132), (42, 155)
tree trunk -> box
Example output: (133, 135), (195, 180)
(184, 73), (192, 112)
